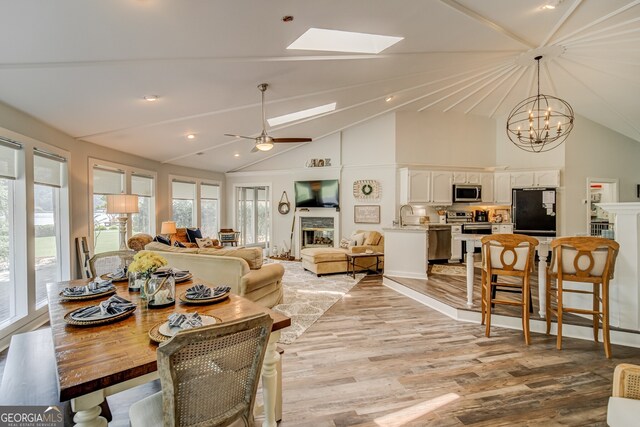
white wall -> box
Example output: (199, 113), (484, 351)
(563, 116), (640, 236)
(396, 111), (496, 168)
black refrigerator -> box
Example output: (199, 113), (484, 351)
(512, 188), (557, 236)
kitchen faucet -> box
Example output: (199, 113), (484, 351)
(399, 204), (414, 227)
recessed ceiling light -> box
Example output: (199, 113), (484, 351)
(234, 153), (240, 157)
(186, 134), (196, 140)
(287, 28), (403, 54)
(143, 95), (159, 102)
(282, 15), (294, 22)
(385, 95), (394, 102)
(541, 4), (556, 9)
(267, 102), (337, 127)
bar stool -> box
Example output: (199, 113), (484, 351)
(481, 234), (539, 344)
(546, 237), (619, 358)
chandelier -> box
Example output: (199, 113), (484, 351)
(506, 55), (574, 153)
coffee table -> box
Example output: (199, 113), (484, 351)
(346, 252), (384, 278)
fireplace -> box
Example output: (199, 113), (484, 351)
(300, 217), (334, 250)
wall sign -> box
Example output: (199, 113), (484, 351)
(353, 179), (380, 201)
(354, 205), (380, 224)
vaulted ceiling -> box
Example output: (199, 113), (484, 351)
(1, 0), (638, 172)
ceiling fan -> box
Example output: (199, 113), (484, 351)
(225, 83), (312, 152)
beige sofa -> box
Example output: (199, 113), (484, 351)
(301, 230), (384, 276)
(145, 242), (284, 308)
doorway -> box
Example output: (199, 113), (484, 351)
(236, 186), (270, 248)
(586, 177), (618, 236)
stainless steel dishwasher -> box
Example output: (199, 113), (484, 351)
(427, 225), (452, 261)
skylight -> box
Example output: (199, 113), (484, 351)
(267, 102), (337, 127)
(287, 28), (403, 54)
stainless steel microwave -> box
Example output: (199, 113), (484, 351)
(453, 184), (482, 202)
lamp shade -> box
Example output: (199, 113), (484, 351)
(160, 221), (177, 235)
(106, 194), (139, 214)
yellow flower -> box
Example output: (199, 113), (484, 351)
(128, 251), (167, 274)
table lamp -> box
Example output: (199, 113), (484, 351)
(160, 221), (177, 243)
(106, 194), (139, 250)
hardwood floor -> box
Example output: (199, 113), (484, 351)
(3, 276), (639, 426)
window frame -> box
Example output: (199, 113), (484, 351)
(232, 183), (271, 248)
(88, 158), (156, 254)
(169, 175), (222, 236)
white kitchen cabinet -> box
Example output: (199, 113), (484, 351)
(494, 173), (512, 205)
(480, 173), (494, 203)
(511, 171), (535, 188)
(492, 224), (513, 234)
(430, 171), (453, 204)
(453, 171), (481, 185)
(535, 170), (560, 187)
(450, 225), (462, 261)
(399, 169), (431, 204)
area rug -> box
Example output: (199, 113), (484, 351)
(430, 264), (466, 276)
(270, 260), (364, 344)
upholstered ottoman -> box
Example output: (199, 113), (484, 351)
(301, 248), (349, 276)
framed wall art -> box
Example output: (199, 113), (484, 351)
(354, 205), (380, 224)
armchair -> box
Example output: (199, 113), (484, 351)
(608, 363), (640, 426)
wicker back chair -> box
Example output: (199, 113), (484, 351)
(608, 364), (640, 426)
(88, 250), (135, 278)
(480, 234), (539, 345)
(129, 313), (273, 427)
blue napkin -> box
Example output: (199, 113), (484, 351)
(168, 312), (202, 330)
(63, 279), (113, 296)
(72, 295), (135, 319)
(186, 284), (230, 299)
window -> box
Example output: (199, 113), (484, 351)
(33, 150), (66, 307)
(236, 186), (269, 247)
(172, 181), (196, 228)
(131, 174), (154, 235)
(170, 177), (220, 235)
(92, 167), (124, 253)
(90, 160), (156, 254)
(0, 141), (19, 326)
(200, 184), (219, 238)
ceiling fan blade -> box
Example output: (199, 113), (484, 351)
(272, 138), (313, 143)
(225, 133), (256, 140)
(250, 146), (260, 153)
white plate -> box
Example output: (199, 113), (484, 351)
(158, 314), (217, 337)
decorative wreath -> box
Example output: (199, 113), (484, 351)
(353, 180), (380, 200)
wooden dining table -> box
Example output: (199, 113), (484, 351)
(47, 277), (291, 427)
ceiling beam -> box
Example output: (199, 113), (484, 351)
(538, 0), (583, 47)
(489, 67), (528, 118)
(567, 37), (640, 49)
(443, 65), (518, 112)
(553, 0), (640, 45)
(553, 59), (640, 138)
(543, 62), (558, 97)
(559, 16), (640, 46)
(418, 63), (514, 112)
(562, 54), (640, 87)
(465, 66), (520, 114)
(564, 27), (640, 47)
(438, 0), (536, 48)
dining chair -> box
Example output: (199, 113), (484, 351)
(481, 234), (539, 344)
(607, 363), (640, 426)
(546, 236), (619, 358)
(129, 313), (273, 427)
(88, 250), (135, 278)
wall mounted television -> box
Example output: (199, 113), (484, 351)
(294, 180), (339, 208)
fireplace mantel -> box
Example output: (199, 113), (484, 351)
(293, 209), (340, 259)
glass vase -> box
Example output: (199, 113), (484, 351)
(145, 272), (175, 308)
(128, 271), (149, 293)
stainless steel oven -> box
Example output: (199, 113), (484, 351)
(453, 184), (482, 202)
(461, 222), (492, 254)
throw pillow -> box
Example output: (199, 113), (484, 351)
(196, 237), (215, 248)
(173, 240), (186, 248)
(186, 228), (203, 243)
(339, 238), (350, 249)
(364, 231), (382, 246)
(153, 235), (171, 246)
(350, 232), (365, 247)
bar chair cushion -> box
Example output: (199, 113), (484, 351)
(486, 242), (530, 272)
(550, 246), (611, 278)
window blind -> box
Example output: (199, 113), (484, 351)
(201, 183), (219, 200)
(34, 150), (66, 187)
(93, 167), (124, 195)
(0, 138), (22, 180)
(132, 174), (154, 197)
(172, 180), (196, 200)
